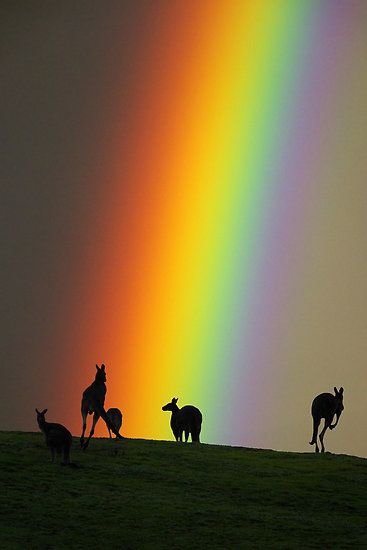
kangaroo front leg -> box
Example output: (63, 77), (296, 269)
(330, 414), (340, 430)
(83, 413), (99, 450)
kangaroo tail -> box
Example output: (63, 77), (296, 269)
(191, 421), (201, 443)
(309, 416), (318, 445)
(96, 404), (124, 439)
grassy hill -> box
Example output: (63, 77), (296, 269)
(1, 431), (366, 549)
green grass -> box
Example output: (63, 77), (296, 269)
(1, 432), (366, 549)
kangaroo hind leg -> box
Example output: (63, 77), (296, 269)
(83, 412), (99, 450)
(310, 416), (320, 453)
(319, 419), (330, 453)
(80, 408), (88, 448)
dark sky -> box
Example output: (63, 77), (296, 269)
(0, 1), (150, 428)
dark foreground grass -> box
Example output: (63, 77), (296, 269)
(0, 432), (366, 549)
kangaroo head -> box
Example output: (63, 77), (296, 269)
(35, 408), (48, 422)
(162, 397), (179, 412)
(334, 387), (344, 415)
(95, 364), (107, 383)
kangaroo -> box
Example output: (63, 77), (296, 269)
(162, 397), (202, 443)
(106, 408), (123, 439)
(35, 408), (72, 464)
(80, 364), (123, 449)
(309, 387), (344, 453)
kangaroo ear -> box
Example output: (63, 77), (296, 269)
(35, 408), (40, 414)
(96, 364), (100, 370)
(334, 387), (338, 395)
(42, 409), (48, 414)
(339, 387), (344, 395)
(101, 364), (105, 371)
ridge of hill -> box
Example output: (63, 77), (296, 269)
(1, 431), (366, 549)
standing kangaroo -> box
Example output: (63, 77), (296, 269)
(162, 397), (202, 443)
(80, 364), (123, 449)
(106, 408), (123, 439)
(36, 408), (72, 464)
(309, 387), (344, 453)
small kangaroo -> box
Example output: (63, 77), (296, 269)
(80, 364), (123, 449)
(162, 397), (202, 443)
(309, 387), (344, 453)
(106, 408), (123, 439)
(35, 408), (72, 464)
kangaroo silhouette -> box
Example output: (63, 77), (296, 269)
(162, 397), (202, 443)
(36, 408), (72, 464)
(80, 364), (123, 449)
(106, 408), (123, 439)
(309, 387), (344, 453)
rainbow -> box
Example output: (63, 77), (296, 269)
(62, 1), (360, 448)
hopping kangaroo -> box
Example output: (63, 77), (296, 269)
(162, 397), (202, 443)
(36, 408), (72, 464)
(80, 364), (123, 449)
(106, 408), (123, 439)
(309, 387), (344, 453)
